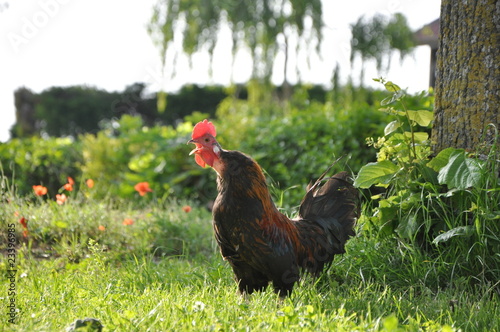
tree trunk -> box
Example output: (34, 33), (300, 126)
(433, 0), (500, 154)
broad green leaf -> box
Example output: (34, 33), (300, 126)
(390, 131), (429, 142)
(384, 120), (401, 136)
(432, 226), (474, 244)
(378, 197), (399, 223)
(427, 148), (461, 172)
(396, 213), (419, 238)
(384, 81), (401, 92)
(409, 131), (429, 143)
(354, 161), (400, 188)
(405, 110), (433, 127)
(415, 164), (439, 184)
(437, 151), (484, 189)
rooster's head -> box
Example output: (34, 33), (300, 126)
(188, 119), (222, 168)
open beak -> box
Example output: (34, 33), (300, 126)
(187, 138), (208, 168)
(188, 139), (200, 155)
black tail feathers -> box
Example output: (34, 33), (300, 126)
(300, 171), (359, 227)
(298, 170), (359, 255)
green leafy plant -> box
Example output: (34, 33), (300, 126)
(355, 79), (500, 285)
(2, 83), (392, 204)
(0, 137), (83, 196)
(80, 115), (216, 200)
(215, 83), (390, 207)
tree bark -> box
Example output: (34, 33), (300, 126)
(433, 0), (500, 154)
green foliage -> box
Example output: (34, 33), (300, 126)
(355, 79), (500, 286)
(12, 87), (37, 138)
(80, 115), (214, 200)
(215, 83), (390, 207)
(0, 136), (82, 196)
(385, 13), (415, 61)
(14, 84), (229, 138)
(351, 15), (388, 69)
(3, 80), (500, 331)
(35, 86), (120, 136)
(2, 83), (391, 204)
(164, 84), (227, 122)
(435, 149), (485, 190)
(350, 13), (415, 82)
(0, 194), (212, 262)
(148, 0), (323, 82)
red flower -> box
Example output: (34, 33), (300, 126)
(86, 179), (95, 188)
(134, 182), (153, 196)
(56, 194), (67, 205)
(19, 217), (28, 237)
(19, 217), (28, 229)
(182, 205), (192, 213)
(33, 185), (48, 196)
(122, 218), (134, 226)
(98, 225), (106, 231)
(63, 183), (73, 191)
(67, 177), (75, 185)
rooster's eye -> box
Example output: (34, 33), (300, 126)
(204, 138), (210, 143)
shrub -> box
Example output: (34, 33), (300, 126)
(215, 84), (390, 207)
(2, 83), (394, 205)
(80, 115), (215, 200)
(0, 136), (82, 197)
(355, 79), (500, 286)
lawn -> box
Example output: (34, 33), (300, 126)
(1, 195), (498, 331)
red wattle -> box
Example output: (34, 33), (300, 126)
(195, 154), (206, 168)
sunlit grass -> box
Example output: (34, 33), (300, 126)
(1, 195), (499, 331)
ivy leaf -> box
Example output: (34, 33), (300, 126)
(437, 150), (484, 189)
(354, 161), (400, 188)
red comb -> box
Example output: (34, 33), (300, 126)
(192, 119), (216, 139)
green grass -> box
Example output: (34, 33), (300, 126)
(1, 196), (499, 331)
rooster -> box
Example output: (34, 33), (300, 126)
(188, 119), (358, 296)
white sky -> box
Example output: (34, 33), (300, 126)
(0, 0), (441, 142)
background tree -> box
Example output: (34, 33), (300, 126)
(11, 87), (37, 138)
(350, 13), (414, 86)
(147, 0), (323, 89)
(433, 0), (499, 154)
(10, 84), (233, 138)
(35, 86), (120, 137)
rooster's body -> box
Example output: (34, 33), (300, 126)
(189, 120), (358, 296)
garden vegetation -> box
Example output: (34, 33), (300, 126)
(1, 82), (498, 331)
